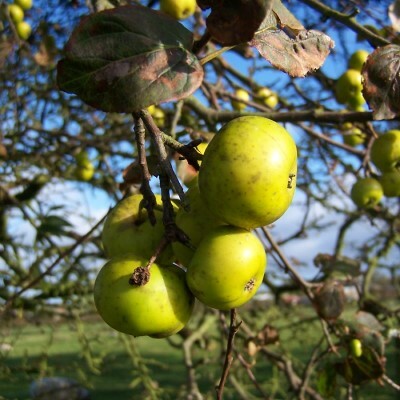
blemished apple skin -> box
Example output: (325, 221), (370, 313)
(198, 116), (297, 230)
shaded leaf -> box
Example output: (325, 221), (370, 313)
(389, 0), (400, 32)
(356, 311), (384, 332)
(205, 0), (273, 46)
(0, 38), (13, 68)
(272, 0), (304, 31)
(313, 280), (345, 322)
(57, 5), (203, 113)
(336, 346), (385, 385)
(36, 215), (73, 243)
(362, 44), (400, 120)
(251, 27), (334, 77)
(34, 35), (57, 67)
(317, 365), (337, 398)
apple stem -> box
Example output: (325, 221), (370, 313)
(133, 114), (157, 225)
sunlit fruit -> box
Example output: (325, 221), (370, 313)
(255, 87), (278, 109)
(380, 170), (400, 197)
(74, 159), (94, 181)
(172, 181), (225, 266)
(160, 0), (196, 20)
(350, 177), (383, 208)
(8, 4), (24, 23)
(199, 116), (297, 229)
(15, 0), (33, 10)
(101, 194), (177, 263)
(350, 338), (363, 358)
(335, 69), (365, 108)
(348, 50), (369, 72)
(370, 130), (400, 172)
(231, 88), (250, 111)
(147, 105), (165, 128)
(177, 141), (208, 187)
(94, 257), (194, 337)
(187, 226), (266, 310)
(342, 126), (366, 147)
(16, 21), (32, 40)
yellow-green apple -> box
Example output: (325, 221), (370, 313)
(15, 0), (33, 10)
(380, 170), (400, 197)
(350, 177), (383, 208)
(160, 0), (196, 20)
(342, 125), (366, 146)
(348, 50), (369, 72)
(198, 116), (297, 229)
(231, 88), (250, 111)
(101, 194), (177, 263)
(187, 226), (266, 310)
(172, 181), (225, 266)
(8, 4), (24, 23)
(74, 159), (94, 181)
(255, 87), (278, 109)
(147, 105), (165, 128)
(349, 338), (363, 358)
(94, 257), (194, 337)
(335, 69), (365, 108)
(16, 21), (32, 40)
(370, 130), (400, 171)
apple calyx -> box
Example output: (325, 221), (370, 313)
(129, 266), (151, 286)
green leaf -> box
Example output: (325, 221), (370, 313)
(316, 364), (337, 398)
(36, 215), (73, 243)
(57, 5), (203, 113)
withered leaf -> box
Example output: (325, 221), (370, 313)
(251, 28), (334, 77)
(389, 0), (400, 32)
(313, 280), (345, 322)
(362, 44), (400, 120)
(57, 5), (203, 113)
(272, 0), (304, 32)
(206, 0), (273, 46)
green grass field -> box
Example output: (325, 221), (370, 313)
(0, 306), (399, 400)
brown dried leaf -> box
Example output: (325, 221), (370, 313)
(272, 0), (304, 31)
(251, 28), (334, 77)
(0, 38), (13, 68)
(313, 280), (346, 322)
(206, 0), (273, 46)
(362, 44), (400, 120)
(34, 35), (57, 67)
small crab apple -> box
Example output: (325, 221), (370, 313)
(370, 130), (400, 172)
(186, 225), (266, 310)
(94, 257), (194, 337)
(160, 0), (196, 20)
(231, 88), (250, 111)
(350, 177), (383, 208)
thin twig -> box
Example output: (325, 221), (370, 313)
(216, 309), (242, 400)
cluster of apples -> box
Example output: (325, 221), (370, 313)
(351, 130), (400, 208)
(7, 0), (32, 40)
(335, 50), (369, 111)
(73, 151), (95, 182)
(94, 116), (297, 338)
(231, 87), (279, 111)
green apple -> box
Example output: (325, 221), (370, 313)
(348, 50), (369, 72)
(342, 126), (366, 147)
(94, 257), (194, 337)
(255, 87), (278, 109)
(74, 159), (94, 181)
(16, 21), (32, 40)
(160, 0), (196, 20)
(75, 150), (90, 167)
(335, 69), (365, 108)
(187, 226), (266, 310)
(147, 105), (165, 128)
(101, 194), (177, 264)
(172, 181), (225, 266)
(370, 130), (400, 172)
(350, 177), (383, 208)
(349, 338), (363, 358)
(198, 116), (297, 229)
(15, 0), (33, 10)
(231, 88), (250, 111)
(176, 141), (208, 187)
(8, 4), (24, 23)
(380, 170), (400, 197)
